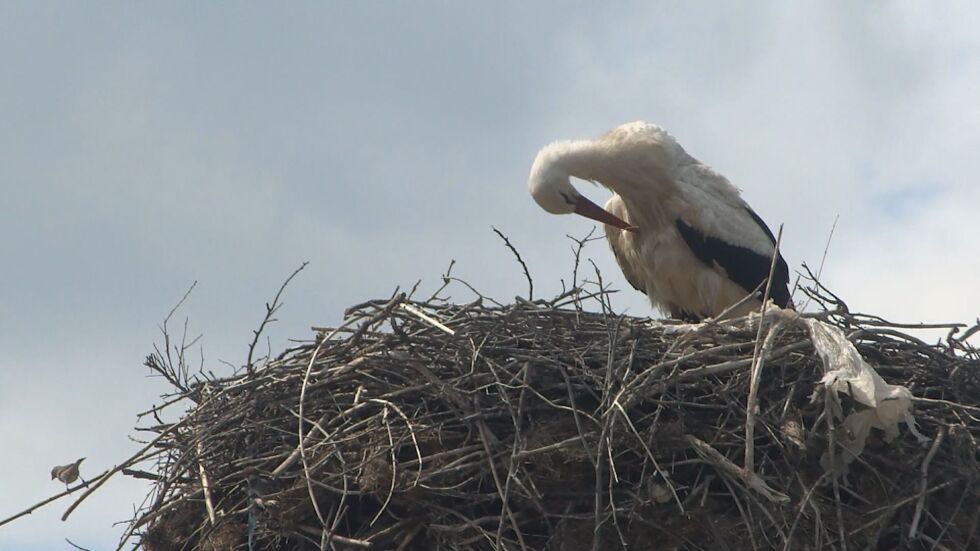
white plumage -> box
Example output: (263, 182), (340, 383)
(528, 121), (791, 320)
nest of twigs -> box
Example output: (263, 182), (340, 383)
(118, 277), (979, 550)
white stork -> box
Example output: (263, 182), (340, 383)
(528, 121), (791, 321)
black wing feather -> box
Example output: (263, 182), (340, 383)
(675, 209), (791, 308)
(745, 207), (778, 244)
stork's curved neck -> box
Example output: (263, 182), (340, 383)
(540, 139), (608, 183)
(536, 136), (675, 231)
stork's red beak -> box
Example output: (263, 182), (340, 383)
(574, 196), (639, 232)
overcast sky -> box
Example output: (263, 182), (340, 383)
(2, 3), (978, 548)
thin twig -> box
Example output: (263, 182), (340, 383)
(801, 214), (838, 312)
(492, 226), (533, 300)
(0, 470), (109, 528)
(683, 434), (788, 503)
(909, 426), (946, 539)
(62, 416), (192, 521)
(400, 303), (455, 335)
(196, 439), (216, 525)
(744, 224), (784, 477)
(246, 261), (309, 372)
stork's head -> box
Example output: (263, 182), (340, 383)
(528, 141), (637, 231)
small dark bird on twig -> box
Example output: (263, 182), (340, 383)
(51, 457), (85, 488)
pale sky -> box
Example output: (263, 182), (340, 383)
(2, 3), (978, 548)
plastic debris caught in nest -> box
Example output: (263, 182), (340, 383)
(802, 318), (930, 474)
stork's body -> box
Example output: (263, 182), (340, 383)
(528, 122), (791, 320)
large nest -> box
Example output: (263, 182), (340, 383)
(115, 276), (980, 551)
(0, 251), (904, 550)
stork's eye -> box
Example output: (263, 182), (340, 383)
(559, 191), (577, 206)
